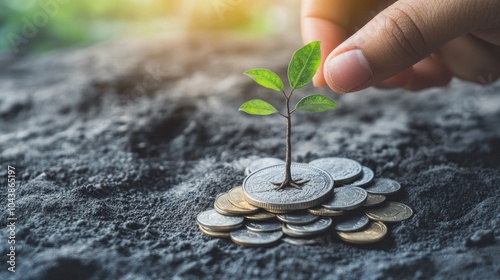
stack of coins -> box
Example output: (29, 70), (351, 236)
(197, 209), (244, 238)
(197, 157), (414, 246)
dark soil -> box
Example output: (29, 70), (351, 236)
(0, 33), (499, 280)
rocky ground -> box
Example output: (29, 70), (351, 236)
(0, 33), (499, 280)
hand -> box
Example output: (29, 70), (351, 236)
(301, 0), (500, 93)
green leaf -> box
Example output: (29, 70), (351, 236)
(244, 68), (284, 91)
(295, 94), (338, 112)
(288, 41), (321, 90)
(239, 99), (279, 115)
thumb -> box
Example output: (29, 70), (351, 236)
(324, 0), (500, 93)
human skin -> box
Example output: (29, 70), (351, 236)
(301, 0), (500, 93)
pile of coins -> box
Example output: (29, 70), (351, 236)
(197, 157), (413, 246)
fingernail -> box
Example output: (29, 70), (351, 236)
(326, 49), (373, 92)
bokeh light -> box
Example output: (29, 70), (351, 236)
(0, 0), (298, 54)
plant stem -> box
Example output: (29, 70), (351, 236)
(273, 90), (308, 190)
(284, 94), (292, 182)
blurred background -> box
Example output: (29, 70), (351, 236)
(0, 0), (300, 55)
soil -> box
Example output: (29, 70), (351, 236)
(0, 33), (499, 280)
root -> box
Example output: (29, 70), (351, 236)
(271, 178), (310, 190)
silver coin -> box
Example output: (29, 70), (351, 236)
(365, 178), (401, 195)
(349, 166), (374, 187)
(363, 194), (386, 207)
(334, 213), (370, 232)
(245, 220), (282, 232)
(244, 157), (285, 176)
(242, 164), (334, 211)
(196, 209), (244, 231)
(363, 193), (386, 207)
(276, 212), (319, 225)
(309, 157), (362, 184)
(281, 224), (306, 238)
(282, 235), (328, 246)
(322, 186), (367, 211)
(230, 228), (283, 247)
(286, 217), (332, 236)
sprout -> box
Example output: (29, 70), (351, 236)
(239, 41), (338, 190)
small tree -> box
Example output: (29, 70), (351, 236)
(239, 41), (338, 190)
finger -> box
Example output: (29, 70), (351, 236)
(348, 0), (390, 33)
(380, 57), (452, 91)
(436, 35), (500, 83)
(301, 0), (350, 87)
(323, 0), (500, 93)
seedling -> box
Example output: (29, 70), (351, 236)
(239, 41), (338, 190)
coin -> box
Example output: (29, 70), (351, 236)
(214, 203), (239, 216)
(197, 209), (244, 231)
(365, 201), (413, 222)
(213, 193), (239, 216)
(281, 224), (305, 238)
(230, 228), (283, 247)
(365, 178), (401, 195)
(285, 217), (332, 237)
(244, 157), (285, 176)
(349, 166), (374, 187)
(198, 225), (230, 238)
(282, 235), (328, 246)
(363, 194), (386, 207)
(227, 186), (259, 211)
(336, 221), (387, 244)
(245, 220), (282, 232)
(215, 193), (258, 215)
(276, 212), (319, 225)
(308, 157), (362, 184)
(334, 213), (370, 232)
(244, 211), (276, 221)
(322, 186), (367, 211)
(308, 206), (345, 217)
(242, 164), (334, 211)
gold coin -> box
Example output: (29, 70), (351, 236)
(244, 211), (276, 221)
(337, 221), (387, 244)
(365, 201), (413, 222)
(214, 203), (240, 216)
(227, 186), (259, 211)
(363, 194), (386, 207)
(214, 203), (239, 216)
(198, 225), (230, 238)
(215, 193), (258, 215)
(308, 206), (345, 217)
